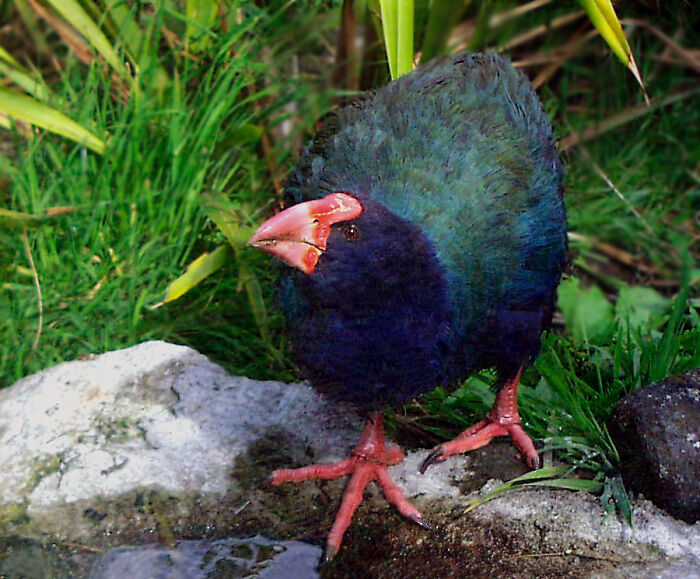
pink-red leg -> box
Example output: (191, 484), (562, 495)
(420, 368), (540, 473)
(270, 412), (428, 560)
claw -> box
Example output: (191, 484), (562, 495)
(527, 452), (541, 470)
(407, 512), (433, 529)
(419, 447), (445, 474)
(324, 543), (339, 562)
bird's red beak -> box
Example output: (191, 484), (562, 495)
(249, 192), (363, 274)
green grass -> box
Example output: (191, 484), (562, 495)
(0, 0), (698, 517)
(0, 1), (338, 385)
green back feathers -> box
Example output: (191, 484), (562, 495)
(285, 52), (565, 341)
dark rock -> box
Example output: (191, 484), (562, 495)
(609, 369), (700, 523)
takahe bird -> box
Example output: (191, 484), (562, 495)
(249, 52), (566, 558)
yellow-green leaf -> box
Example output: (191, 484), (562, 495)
(0, 87), (107, 153)
(0, 206), (75, 229)
(159, 244), (232, 305)
(579, 0), (648, 102)
(464, 466), (570, 513)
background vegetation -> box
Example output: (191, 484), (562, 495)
(1, 0), (698, 512)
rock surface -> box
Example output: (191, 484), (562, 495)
(609, 369), (700, 523)
(0, 340), (360, 541)
(0, 341), (698, 578)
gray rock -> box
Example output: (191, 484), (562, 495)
(0, 341), (698, 578)
(608, 369), (700, 523)
(0, 340), (361, 540)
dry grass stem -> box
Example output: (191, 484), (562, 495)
(21, 228), (43, 351)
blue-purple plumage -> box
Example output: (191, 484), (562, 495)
(279, 52), (566, 408)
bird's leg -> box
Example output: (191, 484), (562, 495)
(420, 368), (540, 473)
(270, 412), (429, 560)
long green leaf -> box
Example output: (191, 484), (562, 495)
(0, 87), (106, 153)
(45, 0), (133, 82)
(202, 194), (256, 248)
(0, 46), (22, 69)
(527, 478), (604, 492)
(379, 0), (398, 79)
(464, 466), (568, 513)
(396, 0), (414, 77)
(236, 256), (270, 342)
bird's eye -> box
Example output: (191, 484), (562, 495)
(282, 191), (297, 208)
(344, 224), (360, 241)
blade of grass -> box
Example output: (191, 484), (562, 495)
(0, 208), (43, 229)
(464, 466), (588, 513)
(27, 0), (98, 66)
(202, 193), (271, 344)
(624, 18), (700, 75)
(501, 11), (584, 52)
(0, 206), (75, 229)
(560, 86), (700, 151)
(531, 29), (597, 89)
(489, 0), (552, 28)
(525, 478), (604, 492)
(649, 248), (691, 382)
(0, 46), (22, 69)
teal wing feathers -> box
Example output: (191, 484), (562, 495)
(284, 52), (565, 344)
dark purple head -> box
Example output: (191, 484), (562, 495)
(250, 192), (453, 407)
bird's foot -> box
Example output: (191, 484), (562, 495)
(420, 368), (540, 473)
(270, 412), (430, 560)
(419, 418), (539, 473)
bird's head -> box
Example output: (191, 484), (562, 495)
(249, 191), (449, 318)
(249, 190), (453, 402)
(249, 192), (363, 275)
